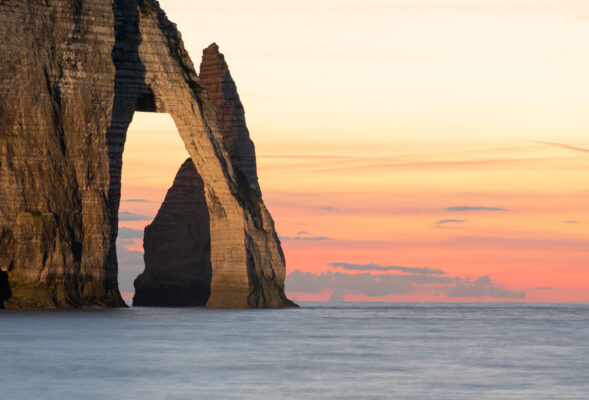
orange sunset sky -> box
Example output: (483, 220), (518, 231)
(117, 0), (589, 302)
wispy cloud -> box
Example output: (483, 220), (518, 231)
(433, 218), (467, 230)
(566, 220), (580, 224)
(448, 276), (525, 299)
(116, 241), (144, 292)
(534, 286), (556, 290)
(436, 219), (467, 224)
(454, 235), (589, 251)
(530, 140), (589, 154)
(297, 231), (309, 235)
(314, 158), (531, 174)
(327, 262), (446, 275)
(319, 206), (339, 211)
(258, 154), (356, 160)
(280, 235), (331, 241)
(118, 227), (144, 239)
(259, 146), (539, 175)
(286, 270), (524, 301)
(446, 206), (507, 212)
(121, 199), (150, 203)
(119, 211), (152, 221)
(287, 270), (419, 299)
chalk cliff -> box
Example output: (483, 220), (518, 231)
(199, 43), (260, 196)
(134, 44), (295, 308)
(0, 0), (294, 308)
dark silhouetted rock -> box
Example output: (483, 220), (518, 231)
(133, 159), (211, 307)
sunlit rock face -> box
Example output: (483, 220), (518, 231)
(199, 43), (261, 196)
(0, 0), (295, 308)
(135, 44), (296, 308)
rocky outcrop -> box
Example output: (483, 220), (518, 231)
(199, 43), (260, 195)
(0, 0), (294, 308)
(133, 159), (212, 307)
(134, 44), (296, 308)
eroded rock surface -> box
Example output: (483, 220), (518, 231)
(0, 0), (294, 308)
(135, 44), (296, 308)
(199, 43), (260, 195)
(133, 159), (211, 307)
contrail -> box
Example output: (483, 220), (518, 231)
(529, 140), (589, 154)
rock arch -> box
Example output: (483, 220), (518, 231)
(0, 0), (294, 308)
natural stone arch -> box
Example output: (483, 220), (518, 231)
(0, 0), (294, 308)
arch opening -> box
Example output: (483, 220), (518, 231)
(117, 112), (212, 306)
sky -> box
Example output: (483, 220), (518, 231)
(118, 0), (589, 302)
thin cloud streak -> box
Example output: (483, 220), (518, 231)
(433, 218), (466, 230)
(259, 149), (555, 175)
(121, 199), (150, 203)
(280, 235), (331, 242)
(446, 206), (507, 212)
(119, 211), (152, 221)
(286, 270), (525, 300)
(281, 236), (589, 252)
(328, 262), (446, 275)
(258, 154), (357, 160)
(259, 147), (578, 176)
(306, 158), (534, 174)
(530, 140), (589, 154)
(436, 219), (467, 224)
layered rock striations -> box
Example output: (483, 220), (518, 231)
(199, 43), (260, 195)
(135, 44), (295, 308)
(0, 0), (124, 307)
(0, 0), (294, 308)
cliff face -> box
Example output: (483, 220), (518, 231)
(199, 43), (260, 196)
(0, 0), (294, 308)
(135, 44), (295, 308)
(0, 0), (123, 307)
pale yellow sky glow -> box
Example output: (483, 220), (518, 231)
(128, 0), (589, 146)
(119, 1), (589, 301)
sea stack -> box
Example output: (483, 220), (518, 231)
(0, 0), (295, 308)
(133, 159), (212, 307)
(199, 43), (261, 196)
(134, 44), (296, 308)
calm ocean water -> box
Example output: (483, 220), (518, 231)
(1, 303), (588, 399)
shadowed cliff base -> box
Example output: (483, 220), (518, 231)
(0, 270), (11, 309)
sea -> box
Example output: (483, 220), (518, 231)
(1, 302), (588, 400)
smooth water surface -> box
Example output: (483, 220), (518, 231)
(1, 303), (588, 399)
